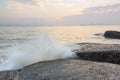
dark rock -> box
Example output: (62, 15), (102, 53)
(76, 51), (120, 64)
(94, 33), (103, 36)
(0, 59), (120, 80)
(73, 43), (120, 64)
(0, 43), (120, 80)
(0, 71), (17, 80)
(104, 31), (120, 39)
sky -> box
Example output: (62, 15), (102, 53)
(0, 0), (120, 26)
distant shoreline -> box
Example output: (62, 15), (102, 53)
(0, 24), (120, 27)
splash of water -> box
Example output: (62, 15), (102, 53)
(0, 35), (76, 71)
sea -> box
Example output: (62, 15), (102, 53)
(0, 25), (120, 71)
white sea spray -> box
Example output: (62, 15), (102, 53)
(0, 35), (77, 71)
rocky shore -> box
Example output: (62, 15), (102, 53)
(0, 43), (120, 80)
(74, 43), (120, 64)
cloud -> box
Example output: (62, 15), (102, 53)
(84, 4), (120, 14)
(6, 0), (76, 19)
(3, 1), (120, 25)
(62, 4), (120, 25)
(7, 0), (73, 10)
(45, 0), (65, 6)
(76, 0), (120, 7)
(7, 0), (44, 9)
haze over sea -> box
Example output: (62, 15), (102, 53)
(0, 25), (120, 71)
(0, 25), (120, 48)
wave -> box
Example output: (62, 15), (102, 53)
(0, 35), (77, 71)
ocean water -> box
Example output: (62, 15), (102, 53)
(0, 25), (120, 71)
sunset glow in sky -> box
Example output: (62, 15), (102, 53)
(0, 0), (120, 25)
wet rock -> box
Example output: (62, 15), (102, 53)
(0, 43), (120, 80)
(0, 59), (120, 80)
(104, 31), (120, 39)
(73, 43), (120, 64)
(0, 71), (17, 80)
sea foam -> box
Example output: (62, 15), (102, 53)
(0, 35), (76, 71)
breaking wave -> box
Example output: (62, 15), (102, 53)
(0, 35), (76, 71)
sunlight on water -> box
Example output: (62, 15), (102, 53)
(36, 26), (120, 44)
